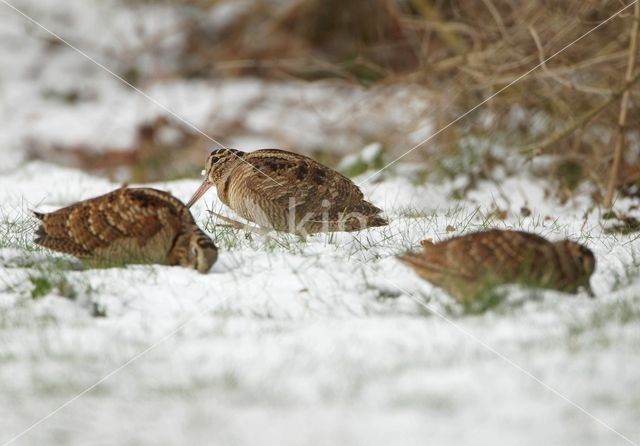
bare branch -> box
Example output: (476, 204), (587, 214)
(604, 1), (640, 208)
(521, 71), (640, 159)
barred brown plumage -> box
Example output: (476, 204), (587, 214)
(33, 187), (218, 273)
(399, 229), (595, 301)
(186, 148), (388, 234)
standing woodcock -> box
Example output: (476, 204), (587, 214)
(186, 148), (387, 234)
(34, 187), (217, 273)
(399, 229), (595, 301)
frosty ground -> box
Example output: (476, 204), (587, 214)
(1, 162), (640, 446)
(1, 0), (640, 444)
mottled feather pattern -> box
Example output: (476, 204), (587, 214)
(399, 229), (595, 301)
(34, 187), (217, 273)
(191, 148), (387, 233)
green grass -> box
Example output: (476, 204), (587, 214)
(609, 249), (640, 292)
(460, 289), (508, 315)
(0, 210), (39, 251)
(28, 273), (77, 300)
(0, 188), (617, 321)
(29, 276), (54, 299)
(0, 212), (109, 318)
(566, 296), (640, 349)
(193, 201), (603, 317)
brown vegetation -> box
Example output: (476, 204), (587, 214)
(174, 0), (640, 202)
(36, 0), (640, 202)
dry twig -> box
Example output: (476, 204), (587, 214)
(521, 71), (640, 159)
(604, 1), (640, 208)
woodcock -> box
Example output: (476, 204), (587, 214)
(186, 148), (387, 234)
(399, 229), (595, 301)
(34, 187), (218, 273)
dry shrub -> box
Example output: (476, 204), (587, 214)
(178, 0), (417, 82)
(116, 0), (640, 199)
(170, 0), (639, 198)
(403, 0), (640, 199)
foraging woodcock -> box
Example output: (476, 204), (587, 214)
(399, 229), (595, 301)
(34, 187), (217, 273)
(186, 148), (388, 234)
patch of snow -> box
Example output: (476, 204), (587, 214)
(1, 1), (639, 444)
(1, 162), (640, 446)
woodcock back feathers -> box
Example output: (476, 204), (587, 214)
(187, 148), (387, 234)
(34, 187), (217, 273)
(399, 229), (595, 301)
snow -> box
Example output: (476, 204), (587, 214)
(338, 142), (383, 172)
(1, 162), (640, 446)
(1, 0), (640, 445)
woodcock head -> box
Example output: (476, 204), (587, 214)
(170, 228), (218, 273)
(186, 148), (245, 207)
(553, 239), (596, 290)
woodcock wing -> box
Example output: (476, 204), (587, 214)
(186, 148), (387, 234)
(34, 187), (217, 272)
(399, 229), (595, 301)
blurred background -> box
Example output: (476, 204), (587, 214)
(1, 0), (639, 203)
(3, 4), (640, 445)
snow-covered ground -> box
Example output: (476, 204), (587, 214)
(1, 162), (640, 446)
(1, 0), (640, 445)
